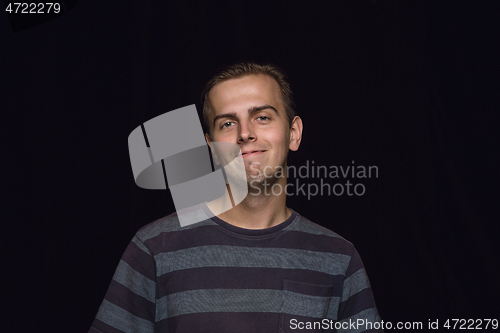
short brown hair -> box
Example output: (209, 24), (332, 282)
(201, 62), (296, 136)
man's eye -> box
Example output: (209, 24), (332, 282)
(257, 116), (270, 121)
(221, 121), (234, 128)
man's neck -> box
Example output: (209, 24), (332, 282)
(207, 179), (291, 230)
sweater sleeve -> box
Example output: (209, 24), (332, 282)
(88, 235), (158, 333)
(336, 248), (383, 332)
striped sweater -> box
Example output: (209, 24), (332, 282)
(89, 204), (382, 332)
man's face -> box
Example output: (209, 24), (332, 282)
(205, 74), (301, 188)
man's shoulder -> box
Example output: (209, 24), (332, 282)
(135, 205), (216, 243)
(288, 210), (349, 240)
(288, 210), (355, 253)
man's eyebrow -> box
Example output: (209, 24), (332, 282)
(248, 105), (278, 114)
(212, 105), (278, 127)
(213, 113), (237, 127)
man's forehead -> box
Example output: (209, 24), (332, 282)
(208, 74), (283, 113)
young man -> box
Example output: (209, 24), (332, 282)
(89, 62), (382, 333)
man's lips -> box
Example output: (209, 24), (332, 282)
(240, 150), (266, 158)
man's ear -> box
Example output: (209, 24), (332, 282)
(205, 133), (221, 165)
(205, 132), (211, 147)
(289, 116), (303, 152)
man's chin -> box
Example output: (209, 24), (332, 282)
(247, 177), (278, 189)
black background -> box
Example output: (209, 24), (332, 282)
(2, 0), (499, 332)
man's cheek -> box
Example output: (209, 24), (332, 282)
(249, 162), (262, 178)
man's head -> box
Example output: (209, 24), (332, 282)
(201, 62), (297, 137)
(201, 62), (303, 190)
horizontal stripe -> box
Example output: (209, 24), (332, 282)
(120, 239), (156, 281)
(339, 288), (376, 320)
(345, 248), (365, 278)
(155, 245), (351, 276)
(157, 289), (283, 320)
(90, 318), (128, 333)
(341, 268), (370, 301)
(338, 308), (382, 333)
(158, 267), (343, 297)
(156, 312), (281, 333)
(113, 260), (156, 303)
(281, 312), (340, 332)
(280, 231), (353, 255)
(143, 226), (353, 255)
(96, 299), (154, 333)
(284, 217), (346, 239)
(131, 235), (151, 253)
(156, 288), (341, 321)
(105, 280), (156, 321)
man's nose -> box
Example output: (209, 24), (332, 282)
(238, 120), (256, 142)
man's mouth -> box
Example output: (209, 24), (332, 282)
(240, 150), (266, 157)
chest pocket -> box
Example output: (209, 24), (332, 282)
(279, 280), (333, 333)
